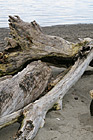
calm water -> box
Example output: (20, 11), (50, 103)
(0, 0), (93, 27)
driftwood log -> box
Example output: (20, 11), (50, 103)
(0, 16), (93, 140)
(0, 15), (93, 77)
(0, 60), (51, 117)
(0, 49), (93, 140)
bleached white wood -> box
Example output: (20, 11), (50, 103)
(0, 60), (51, 117)
(0, 49), (93, 140)
(0, 110), (22, 129)
(16, 49), (93, 140)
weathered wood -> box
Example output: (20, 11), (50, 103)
(0, 15), (93, 77)
(0, 49), (93, 139)
(0, 15), (93, 140)
(0, 110), (22, 129)
(0, 60), (51, 117)
(16, 49), (93, 140)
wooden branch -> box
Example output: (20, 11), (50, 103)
(0, 49), (92, 139)
(0, 110), (22, 129)
(0, 15), (93, 76)
(0, 60), (51, 117)
(0, 15), (93, 139)
(16, 49), (93, 140)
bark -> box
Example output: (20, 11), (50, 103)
(0, 60), (51, 117)
(0, 15), (93, 140)
(0, 49), (93, 140)
(0, 15), (93, 77)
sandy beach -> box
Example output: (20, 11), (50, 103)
(0, 24), (93, 140)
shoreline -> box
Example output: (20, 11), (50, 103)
(0, 22), (93, 27)
(0, 23), (93, 40)
(0, 23), (93, 52)
(0, 24), (93, 140)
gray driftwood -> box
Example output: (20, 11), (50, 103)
(0, 49), (93, 139)
(0, 60), (51, 117)
(0, 16), (93, 140)
(0, 15), (92, 77)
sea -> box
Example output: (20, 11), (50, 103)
(0, 0), (93, 27)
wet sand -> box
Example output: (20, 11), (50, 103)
(0, 24), (93, 140)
